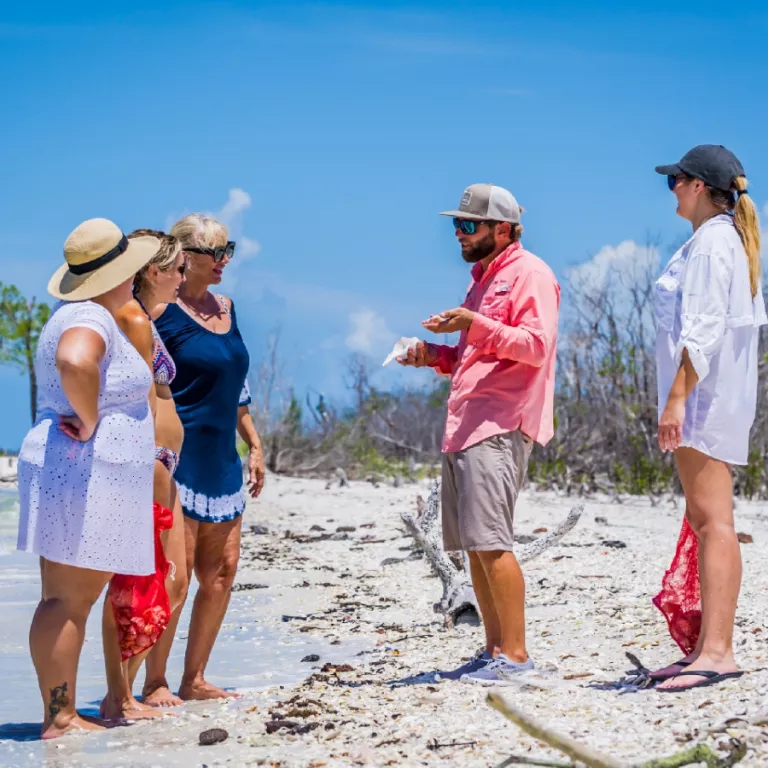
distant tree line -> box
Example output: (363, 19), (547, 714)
(5, 243), (768, 500)
(246, 238), (768, 499)
(246, 331), (448, 481)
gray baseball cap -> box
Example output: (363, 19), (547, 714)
(440, 183), (521, 223)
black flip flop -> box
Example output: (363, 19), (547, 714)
(648, 659), (690, 681)
(656, 669), (743, 692)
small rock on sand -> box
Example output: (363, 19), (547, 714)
(199, 728), (229, 746)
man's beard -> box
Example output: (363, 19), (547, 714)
(461, 231), (496, 263)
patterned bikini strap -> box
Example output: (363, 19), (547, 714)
(135, 296), (152, 321)
(216, 294), (231, 318)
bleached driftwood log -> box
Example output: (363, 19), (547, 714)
(487, 692), (622, 768)
(400, 480), (583, 627)
(487, 692), (746, 768)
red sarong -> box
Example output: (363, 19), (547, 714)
(651, 516), (701, 655)
(108, 502), (173, 661)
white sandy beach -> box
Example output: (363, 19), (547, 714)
(2, 475), (768, 766)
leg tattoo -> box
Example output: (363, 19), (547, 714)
(48, 682), (70, 720)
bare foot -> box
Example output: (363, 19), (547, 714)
(142, 682), (183, 708)
(648, 659), (692, 680)
(41, 713), (105, 740)
(178, 678), (240, 701)
(657, 654), (739, 691)
(100, 694), (165, 721)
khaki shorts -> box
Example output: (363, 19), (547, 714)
(441, 431), (533, 552)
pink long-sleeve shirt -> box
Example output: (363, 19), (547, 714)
(430, 241), (560, 453)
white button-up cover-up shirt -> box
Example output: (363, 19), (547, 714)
(655, 213), (767, 465)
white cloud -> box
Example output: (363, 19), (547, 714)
(566, 240), (659, 293)
(569, 203), (768, 300)
(239, 235), (261, 258)
(210, 189), (261, 295)
(562, 240), (661, 343)
(215, 188), (261, 260)
(217, 188), (251, 225)
(164, 187), (261, 261)
(345, 308), (397, 354)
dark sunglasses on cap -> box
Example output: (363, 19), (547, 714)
(184, 241), (236, 262)
(452, 218), (486, 235)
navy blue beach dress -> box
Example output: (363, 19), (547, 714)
(154, 296), (251, 523)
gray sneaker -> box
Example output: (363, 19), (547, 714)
(435, 651), (493, 682)
(460, 653), (534, 685)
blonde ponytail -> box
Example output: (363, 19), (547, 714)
(732, 176), (761, 298)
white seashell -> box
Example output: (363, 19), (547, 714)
(382, 337), (422, 366)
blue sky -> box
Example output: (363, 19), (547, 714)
(2, 1), (768, 448)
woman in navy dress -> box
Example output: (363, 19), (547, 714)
(154, 213), (265, 701)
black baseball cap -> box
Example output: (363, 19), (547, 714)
(655, 144), (745, 192)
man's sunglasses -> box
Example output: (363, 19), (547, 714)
(452, 218), (487, 235)
(184, 241), (236, 262)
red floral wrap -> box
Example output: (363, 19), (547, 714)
(108, 501), (173, 661)
(652, 516), (701, 655)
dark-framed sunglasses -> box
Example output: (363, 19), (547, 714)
(667, 174), (692, 191)
(452, 218), (486, 235)
(184, 241), (236, 262)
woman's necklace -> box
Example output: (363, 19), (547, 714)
(179, 292), (218, 321)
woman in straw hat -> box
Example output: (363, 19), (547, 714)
(16, 218), (160, 739)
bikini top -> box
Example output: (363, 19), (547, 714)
(216, 294), (231, 317)
(137, 299), (176, 386)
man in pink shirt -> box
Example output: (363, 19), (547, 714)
(400, 183), (560, 685)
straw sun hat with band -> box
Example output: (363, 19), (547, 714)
(48, 218), (160, 302)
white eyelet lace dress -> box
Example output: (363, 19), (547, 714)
(16, 301), (155, 575)
(654, 214), (768, 465)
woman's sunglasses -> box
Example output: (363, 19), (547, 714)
(452, 218), (485, 235)
(184, 241), (236, 263)
(667, 174), (693, 191)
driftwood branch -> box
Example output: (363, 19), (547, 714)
(638, 741), (746, 767)
(400, 481), (583, 626)
(707, 707), (768, 735)
(369, 431), (433, 455)
(487, 693), (746, 768)
(496, 755), (576, 767)
(487, 693), (622, 768)
(400, 482), (475, 625)
(518, 504), (583, 563)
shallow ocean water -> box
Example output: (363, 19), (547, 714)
(0, 488), (362, 766)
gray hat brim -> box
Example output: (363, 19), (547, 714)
(439, 209), (520, 222)
(439, 209), (489, 221)
(655, 163), (682, 176)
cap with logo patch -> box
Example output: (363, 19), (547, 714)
(440, 183), (521, 224)
(655, 144), (745, 192)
